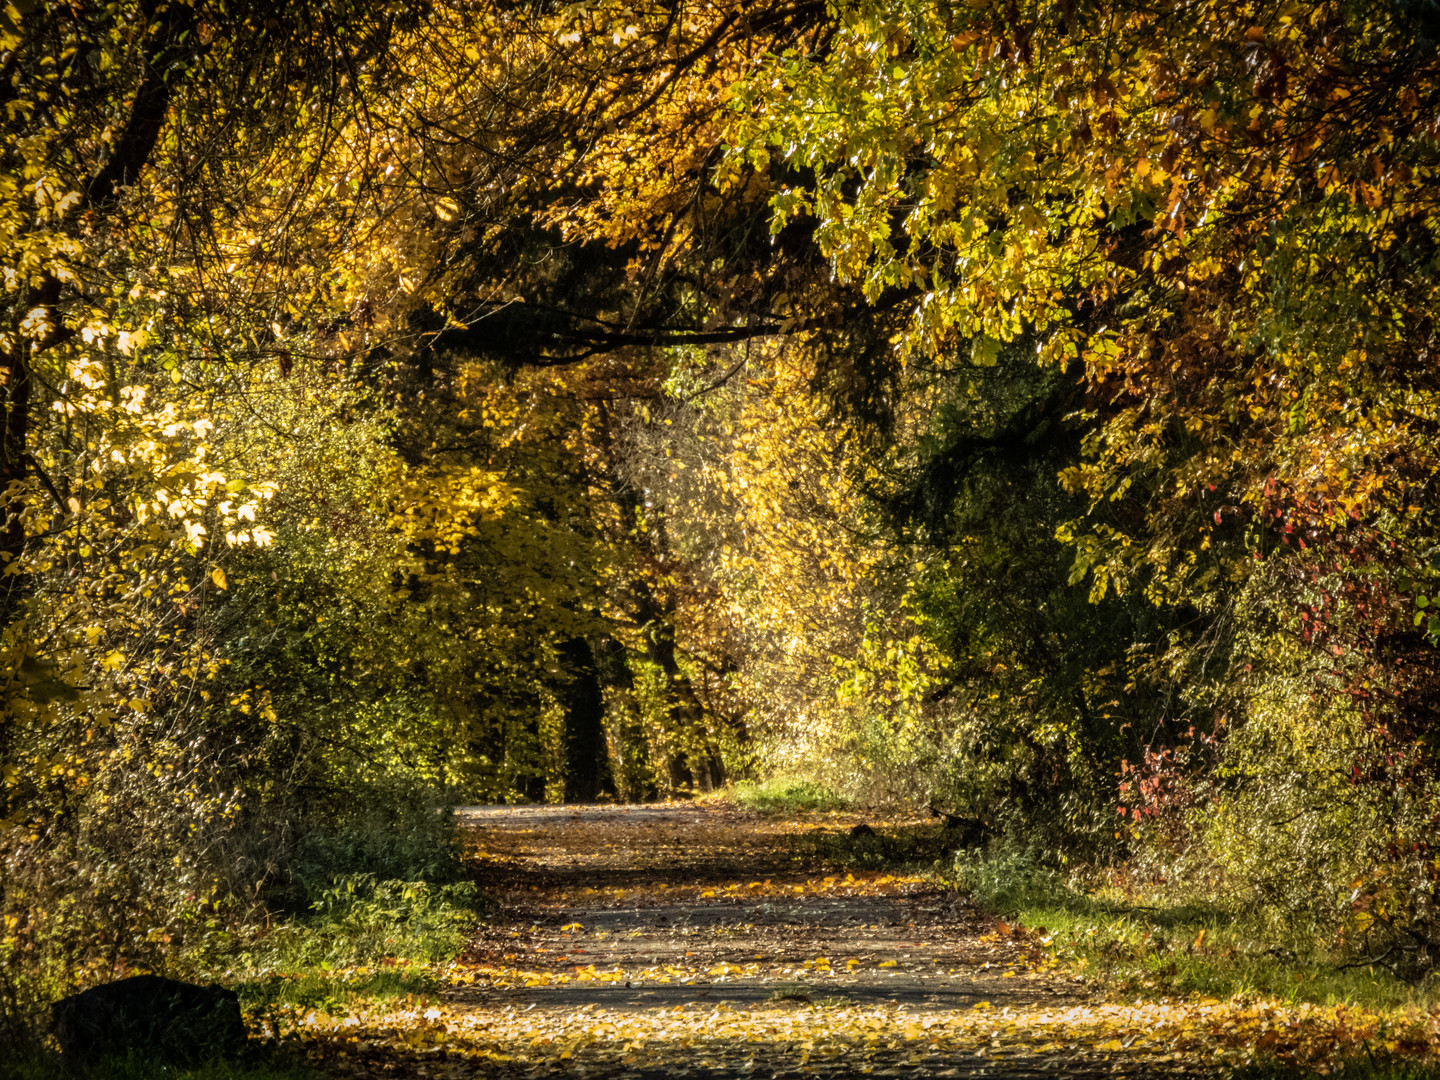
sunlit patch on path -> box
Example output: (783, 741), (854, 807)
(290, 804), (1429, 1077)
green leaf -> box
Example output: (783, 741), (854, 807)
(970, 335), (1001, 366)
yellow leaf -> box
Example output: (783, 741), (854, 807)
(211, 567), (227, 590)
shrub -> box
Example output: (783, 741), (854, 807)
(244, 874), (478, 970)
(271, 795), (467, 915)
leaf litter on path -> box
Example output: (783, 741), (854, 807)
(274, 803), (1440, 1078)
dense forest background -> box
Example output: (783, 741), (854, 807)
(4, 0), (1440, 1033)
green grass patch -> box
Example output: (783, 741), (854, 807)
(729, 778), (850, 814)
(233, 874), (480, 972)
(235, 966), (445, 1044)
(235, 966), (441, 1014)
(177, 874), (477, 1044)
(951, 849), (1437, 1011)
(217, 874), (477, 1035)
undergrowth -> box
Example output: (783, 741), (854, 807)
(214, 822), (482, 1035)
(261, 798), (469, 916)
(235, 967), (440, 1015)
(949, 847), (1440, 1012)
(794, 820), (1440, 1013)
(4, 795), (483, 1069)
(728, 778), (850, 814)
(235, 875), (479, 971)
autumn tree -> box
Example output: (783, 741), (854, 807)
(0, 0), (448, 1016)
(730, 0), (1440, 950)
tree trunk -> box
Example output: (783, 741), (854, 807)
(559, 637), (615, 803)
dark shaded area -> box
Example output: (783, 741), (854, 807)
(560, 636), (616, 803)
(51, 975), (246, 1065)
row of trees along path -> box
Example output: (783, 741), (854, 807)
(290, 803), (1282, 1079)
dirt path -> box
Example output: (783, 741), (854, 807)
(453, 804), (1080, 1017)
(305, 802), (1225, 1078)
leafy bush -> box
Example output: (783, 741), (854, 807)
(243, 875), (479, 970)
(270, 796), (467, 915)
(951, 846), (1072, 915)
(1189, 654), (1440, 975)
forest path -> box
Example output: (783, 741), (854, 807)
(308, 802), (1224, 1078)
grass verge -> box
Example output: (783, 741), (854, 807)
(237, 965), (442, 1013)
(951, 848), (1437, 1012)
